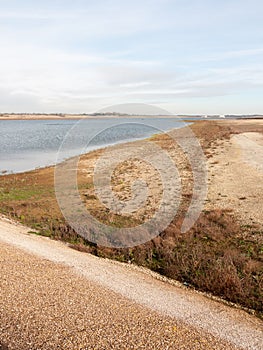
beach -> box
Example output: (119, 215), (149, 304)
(0, 119), (263, 349)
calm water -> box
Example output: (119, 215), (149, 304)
(0, 118), (186, 174)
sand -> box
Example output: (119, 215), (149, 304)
(207, 130), (263, 228)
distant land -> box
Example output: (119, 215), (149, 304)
(0, 113), (263, 120)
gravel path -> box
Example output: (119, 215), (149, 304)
(0, 217), (262, 349)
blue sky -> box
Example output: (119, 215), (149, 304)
(0, 0), (263, 114)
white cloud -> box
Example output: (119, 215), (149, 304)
(0, 0), (262, 113)
(192, 48), (263, 63)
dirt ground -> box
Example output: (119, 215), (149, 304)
(206, 120), (263, 229)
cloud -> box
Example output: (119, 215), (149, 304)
(0, 10), (74, 20)
(192, 48), (263, 63)
(0, 0), (263, 113)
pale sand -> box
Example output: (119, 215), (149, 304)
(0, 216), (262, 349)
(207, 131), (263, 228)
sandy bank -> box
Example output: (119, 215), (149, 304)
(207, 129), (263, 228)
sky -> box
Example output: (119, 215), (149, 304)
(0, 0), (263, 115)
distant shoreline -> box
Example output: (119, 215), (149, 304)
(0, 113), (262, 120)
(0, 113), (182, 120)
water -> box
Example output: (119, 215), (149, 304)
(0, 118), (186, 174)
